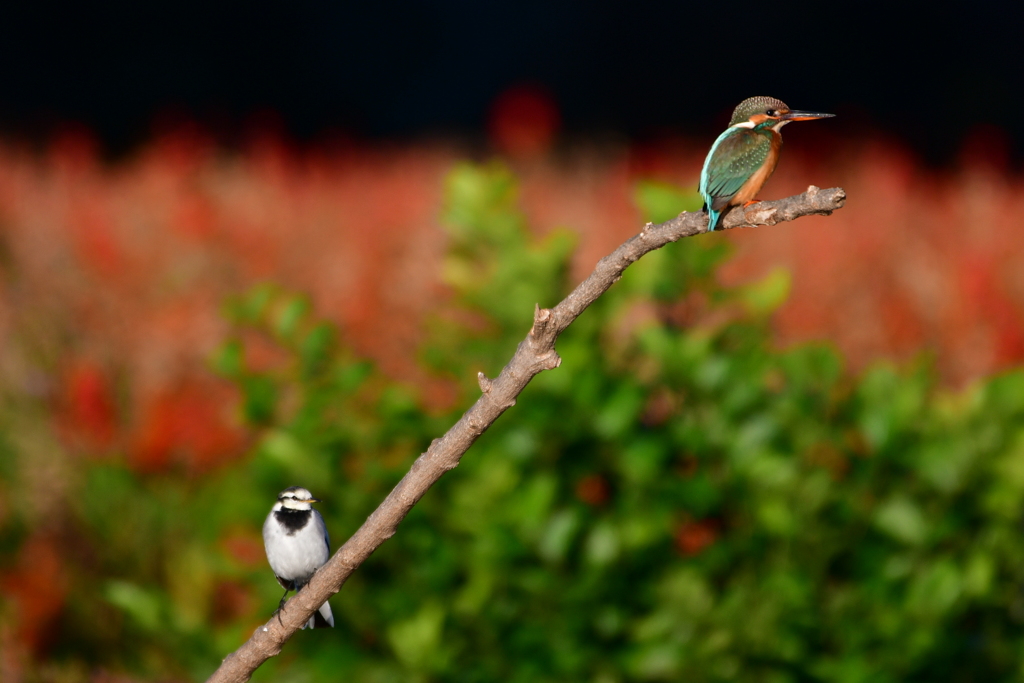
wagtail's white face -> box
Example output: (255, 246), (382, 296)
(274, 486), (320, 512)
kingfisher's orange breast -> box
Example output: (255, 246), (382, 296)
(730, 131), (783, 207)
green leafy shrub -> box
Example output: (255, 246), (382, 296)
(221, 164), (1024, 682)
(7, 162), (1024, 682)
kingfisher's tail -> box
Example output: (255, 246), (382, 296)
(706, 207), (722, 232)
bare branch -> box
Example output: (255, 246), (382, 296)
(206, 185), (846, 683)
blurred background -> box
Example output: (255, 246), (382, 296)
(4, 2), (1024, 682)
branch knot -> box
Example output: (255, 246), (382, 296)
(477, 372), (493, 393)
(528, 305), (556, 342)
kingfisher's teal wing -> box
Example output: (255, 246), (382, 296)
(699, 128), (771, 211)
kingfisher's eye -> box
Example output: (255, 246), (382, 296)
(765, 109), (777, 117)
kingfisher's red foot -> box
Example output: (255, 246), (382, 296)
(742, 199), (762, 208)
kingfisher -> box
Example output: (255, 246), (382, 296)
(699, 96), (833, 232)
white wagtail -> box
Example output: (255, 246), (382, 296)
(262, 486), (335, 629)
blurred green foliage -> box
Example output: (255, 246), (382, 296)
(5, 162), (1024, 682)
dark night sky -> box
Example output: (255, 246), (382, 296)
(0, 1), (1020, 165)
